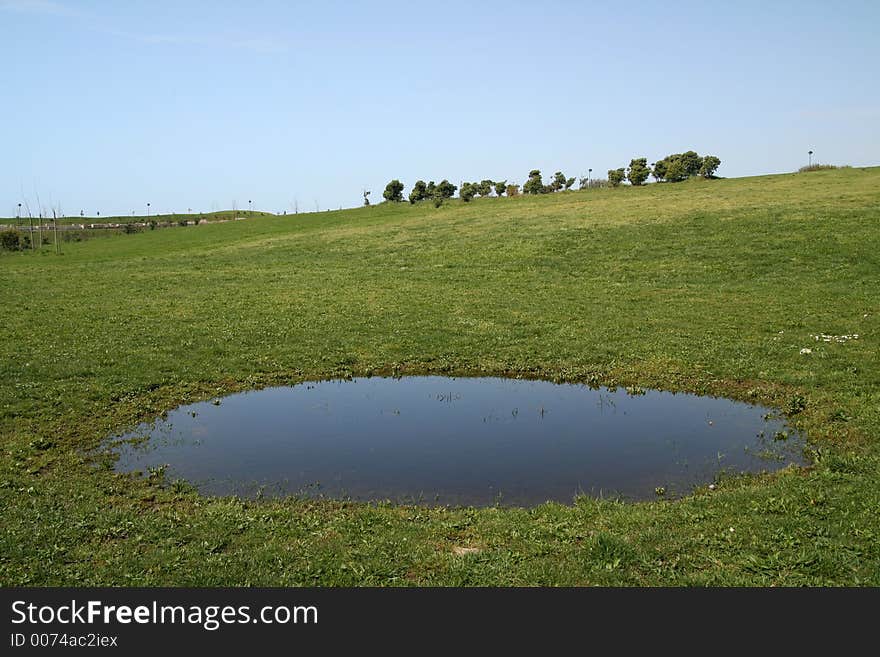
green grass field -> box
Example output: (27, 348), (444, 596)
(2, 167), (879, 585)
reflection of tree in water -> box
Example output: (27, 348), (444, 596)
(596, 394), (616, 413)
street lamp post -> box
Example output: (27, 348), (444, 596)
(808, 150), (813, 167)
(588, 168), (592, 187)
(146, 202), (150, 219)
(248, 200), (252, 214)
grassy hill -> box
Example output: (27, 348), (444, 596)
(2, 166), (879, 585)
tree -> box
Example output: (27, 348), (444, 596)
(565, 177), (576, 190)
(523, 169), (545, 194)
(426, 181), (436, 198)
(627, 158), (650, 186)
(506, 183), (520, 197)
(578, 177), (589, 189)
(460, 182), (477, 202)
(551, 171), (567, 192)
(494, 180), (507, 196)
(652, 159), (667, 182)
(478, 180), (494, 197)
(435, 179), (457, 199)
(408, 180), (428, 204)
(664, 159), (687, 183)
(608, 168), (626, 187)
(383, 179), (404, 202)
(680, 151), (703, 178)
(699, 155), (721, 178)
(363, 190), (371, 206)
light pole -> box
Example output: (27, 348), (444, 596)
(17, 202), (21, 230)
(248, 199), (252, 214)
(146, 202), (150, 219)
(808, 150), (813, 167)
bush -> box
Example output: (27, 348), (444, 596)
(798, 164), (844, 173)
(1, 230), (22, 251)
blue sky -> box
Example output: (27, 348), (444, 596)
(1, 0), (878, 217)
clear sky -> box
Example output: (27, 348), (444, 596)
(2, 0), (878, 217)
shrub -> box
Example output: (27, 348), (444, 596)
(1, 230), (22, 251)
(798, 164), (844, 173)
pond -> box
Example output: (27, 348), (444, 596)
(107, 376), (807, 506)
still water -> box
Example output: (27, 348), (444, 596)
(109, 376), (806, 506)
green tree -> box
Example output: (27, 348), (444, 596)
(409, 180), (428, 204)
(608, 168), (626, 187)
(680, 151), (703, 177)
(478, 180), (494, 197)
(551, 171), (567, 192)
(435, 179), (457, 199)
(626, 158), (650, 186)
(699, 155), (721, 178)
(506, 183), (520, 197)
(494, 180), (507, 196)
(652, 159), (667, 182)
(383, 179), (404, 202)
(460, 182), (477, 202)
(426, 181), (436, 198)
(523, 169), (545, 194)
(664, 158), (687, 182)
(565, 177), (576, 190)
